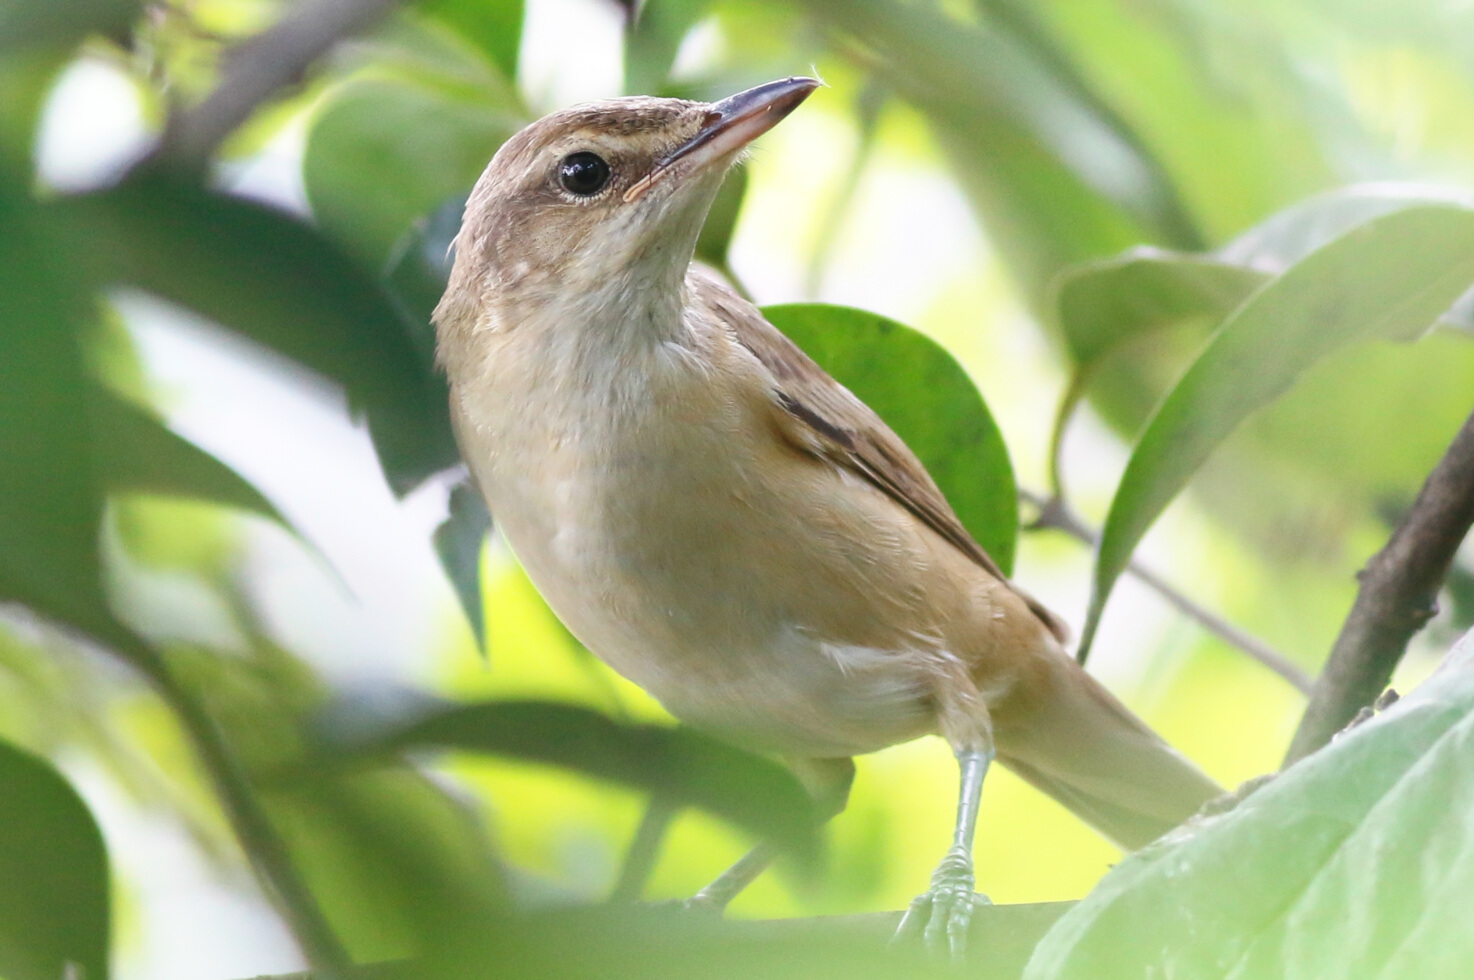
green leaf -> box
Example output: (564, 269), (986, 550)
(625, 0), (707, 96)
(433, 480), (492, 655)
(1054, 248), (1270, 367)
(762, 303), (1019, 574)
(414, 0), (524, 79)
(0, 0), (137, 53)
(53, 175), (459, 494)
(0, 740), (110, 980)
(324, 699), (819, 859)
(1026, 628), (1474, 980)
(1079, 205), (1474, 660)
(89, 388), (289, 526)
(305, 77), (519, 273)
(1054, 185), (1474, 375)
(1219, 182), (1474, 272)
(0, 155), (124, 645)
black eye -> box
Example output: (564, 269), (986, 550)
(559, 152), (611, 196)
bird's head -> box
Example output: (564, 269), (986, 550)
(436, 77), (818, 336)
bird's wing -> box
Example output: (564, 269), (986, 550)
(690, 270), (1069, 643)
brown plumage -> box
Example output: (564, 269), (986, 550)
(433, 78), (1222, 955)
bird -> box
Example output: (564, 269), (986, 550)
(432, 76), (1223, 957)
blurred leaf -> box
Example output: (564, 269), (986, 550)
(1027, 628), (1474, 980)
(383, 195), (465, 357)
(53, 175), (459, 494)
(625, 0), (706, 96)
(1080, 205), (1474, 658)
(0, 739), (109, 980)
(426, 901), (1070, 980)
(434, 480), (492, 654)
(801, 0), (1200, 309)
(415, 0), (524, 79)
(0, 0), (137, 53)
(89, 388), (290, 526)
(0, 155), (130, 647)
(167, 644), (508, 960)
(305, 77), (518, 273)
(763, 303), (1019, 574)
(327, 699), (818, 859)
(695, 163), (747, 273)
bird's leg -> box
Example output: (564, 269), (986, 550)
(895, 743), (995, 960)
(686, 756), (855, 913)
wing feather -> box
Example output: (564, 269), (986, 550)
(690, 270), (1069, 643)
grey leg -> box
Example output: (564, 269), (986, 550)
(894, 747), (994, 960)
(687, 756), (855, 913)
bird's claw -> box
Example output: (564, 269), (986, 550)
(891, 846), (990, 961)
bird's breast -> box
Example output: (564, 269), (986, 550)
(450, 327), (939, 756)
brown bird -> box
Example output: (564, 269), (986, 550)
(433, 77), (1221, 956)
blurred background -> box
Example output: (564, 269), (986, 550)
(7, 0), (1474, 976)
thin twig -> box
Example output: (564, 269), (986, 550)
(119, 643), (353, 976)
(1283, 407), (1474, 766)
(141, 0), (402, 173)
(1018, 488), (1312, 693)
(608, 795), (678, 903)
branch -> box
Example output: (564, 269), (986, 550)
(227, 902), (1074, 979)
(121, 645), (353, 976)
(1283, 406), (1474, 766)
(1019, 488), (1312, 693)
(142, 0), (402, 173)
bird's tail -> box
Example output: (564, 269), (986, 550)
(994, 656), (1223, 851)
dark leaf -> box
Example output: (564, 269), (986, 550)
(89, 387), (290, 526)
(433, 480), (492, 654)
(0, 154), (127, 646)
(53, 175), (459, 494)
(0, 0), (138, 53)
(0, 740), (110, 980)
(763, 303), (1018, 574)
(325, 699), (818, 859)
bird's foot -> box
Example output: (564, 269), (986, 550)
(681, 892), (726, 916)
(892, 846), (990, 961)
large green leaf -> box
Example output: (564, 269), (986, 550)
(1055, 184), (1474, 376)
(762, 303), (1019, 574)
(304, 77), (519, 273)
(1026, 628), (1474, 979)
(322, 698), (818, 859)
(1078, 205), (1474, 659)
(0, 740), (110, 980)
(53, 176), (459, 494)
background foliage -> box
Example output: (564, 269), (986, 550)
(3, 0), (1474, 977)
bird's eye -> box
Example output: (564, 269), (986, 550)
(558, 152), (612, 196)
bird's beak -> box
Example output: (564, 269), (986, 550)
(624, 77), (821, 202)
